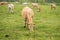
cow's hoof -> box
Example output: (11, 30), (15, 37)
(24, 26), (26, 28)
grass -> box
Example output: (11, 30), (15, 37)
(0, 3), (60, 40)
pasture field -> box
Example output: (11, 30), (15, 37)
(0, 3), (60, 40)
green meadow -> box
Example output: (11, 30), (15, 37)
(0, 3), (60, 40)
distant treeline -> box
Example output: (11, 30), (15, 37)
(0, 0), (60, 3)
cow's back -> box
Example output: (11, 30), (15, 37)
(22, 6), (34, 19)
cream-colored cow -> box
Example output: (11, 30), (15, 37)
(51, 3), (56, 10)
(0, 2), (8, 5)
(32, 3), (40, 12)
(22, 6), (34, 32)
(8, 3), (14, 13)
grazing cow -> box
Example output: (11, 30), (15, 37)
(8, 3), (14, 13)
(32, 3), (40, 12)
(22, 6), (34, 32)
(0, 2), (8, 5)
(51, 3), (56, 10)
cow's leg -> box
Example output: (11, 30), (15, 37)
(11, 9), (13, 13)
(37, 7), (40, 12)
(10, 8), (14, 13)
(9, 7), (11, 13)
(38, 8), (40, 12)
(54, 7), (56, 10)
(24, 18), (28, 28)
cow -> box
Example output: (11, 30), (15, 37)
(32, 3), (40, 12)
(22, 6), (34, 32)
(0, 2), (8, 5)
(8, 3), (14, 13)
(51, 3), (56, 10)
